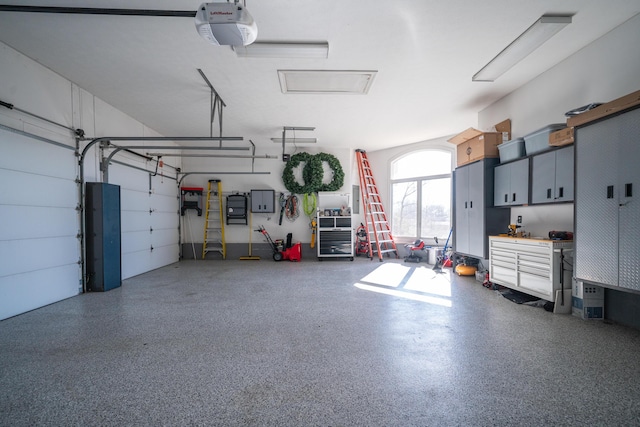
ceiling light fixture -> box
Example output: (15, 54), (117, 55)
(472, 14), (572, 82)
(234, 41), (329, 58)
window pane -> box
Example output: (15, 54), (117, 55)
(392, 181), (417, 237)
(391, 150), (452, 180)
(421, 177), (451, 240)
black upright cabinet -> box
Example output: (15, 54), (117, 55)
(85, 182), (121, 292)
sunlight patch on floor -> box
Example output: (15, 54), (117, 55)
(359, 263), (412, 288)
(355, 264), (453, 307)
(403, 266), (452, 297)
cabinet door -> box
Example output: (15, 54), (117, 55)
(494, 164), (510, 207)
(251, 190), (274, 213)
(617, 108), (640, 290)
(510, 159), (529, 205)
(467, 161), (486, 257)
(495, 160), (528, 206)
(554, 146), (574, 202)
(531, 151), (556, 204)
(575, 116), (619, 286)
(454, 165), (470, 254)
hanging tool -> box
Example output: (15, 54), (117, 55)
(278, 192), (286, 225)
(303, 193), (317, 248)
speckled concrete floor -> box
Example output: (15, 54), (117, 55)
(2, 258), (640, 426)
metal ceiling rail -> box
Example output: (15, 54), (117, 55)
(0, 5), (196, 17)
(177, 171), (270, 186)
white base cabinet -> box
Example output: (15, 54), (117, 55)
(489, 236), (573, 301)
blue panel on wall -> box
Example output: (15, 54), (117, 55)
(85, 182), (121, 292)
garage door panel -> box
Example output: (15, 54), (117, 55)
(151, 193), (178, 212)
(120, 189), (150, 213)
(152, 176), (179, 197)
(151, 211), (178, 229)
(0, 136), (75, 179)
(0, 264), (79, 320)
(121, 210), (152, 233)
(1, 170), (77, 207)
(0, 206), (77, 240)
(0, 236), (79, 278)
(150, 245), (179, 270)
(122, 230), (150, 254)
(152, 229), (179, 247)
(122, 250), (151, 279)
(110, 164), (150, 192)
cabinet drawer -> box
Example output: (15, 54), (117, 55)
(492, 258), (516, 269)
(518, 264), (550, 279)
(518, 272), (552, 298)
(518, 253), (549, 265)
(491, 265), (517, 286)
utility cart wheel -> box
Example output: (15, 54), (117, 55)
(273, 252), (283, 261)
(350, 257), (354, 261)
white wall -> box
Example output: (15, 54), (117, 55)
(180, 146), (352, 247)
(478, 13), (640, 237)
(369, 14), (640, 241)
(0, 41), (182, 320)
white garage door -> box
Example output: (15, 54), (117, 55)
(109, 163), (179, 279)
(0, 127), (80, 320)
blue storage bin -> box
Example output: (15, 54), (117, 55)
(524, 123), (566, 155)
(498, 137), (525, 162)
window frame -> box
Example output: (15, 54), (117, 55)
(389, 148), (453, 243)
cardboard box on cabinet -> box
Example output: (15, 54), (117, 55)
(449, 119), (511, 167)
(549, 127), (574, 147)
(449, 128), (502, 167)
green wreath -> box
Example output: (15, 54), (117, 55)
(282, 152), (345, 194)
(282, 152), (321, 194)
(316, 152), (344, 192)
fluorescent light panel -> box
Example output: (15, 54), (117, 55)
(270, 138), (317, 144)
(473, 15), (572, 82)
(278, 70), (377, 94)
(234, 42), (329, 58)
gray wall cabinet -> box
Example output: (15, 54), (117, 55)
(250, 189), (275, 213)
(454, 159), (510, 259)
(494, 158), (529, 207)
(531, 146), (574, 204)
(575, 107), (640, 291)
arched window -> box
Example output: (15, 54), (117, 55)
(390, 149), (452, 241)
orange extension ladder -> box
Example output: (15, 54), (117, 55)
(355, 149), (398, 261)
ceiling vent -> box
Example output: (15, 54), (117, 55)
(278, 70), (377, 94)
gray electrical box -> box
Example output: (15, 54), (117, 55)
(251, 189), (275, 213)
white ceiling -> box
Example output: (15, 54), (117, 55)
(0, 1), (639, 151)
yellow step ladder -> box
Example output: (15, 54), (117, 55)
(202, 179), (226, 259)
(356, 149), (398, 261)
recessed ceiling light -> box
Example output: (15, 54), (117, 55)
(278, 70), (377, 94)
(233, 42), (329, 58)
(473, 15), (572, 82)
